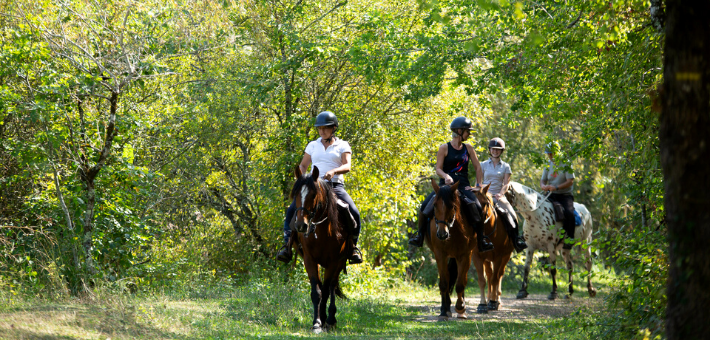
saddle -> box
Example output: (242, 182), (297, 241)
(550, 202), (582, 226)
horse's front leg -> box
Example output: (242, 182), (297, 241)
(517, 248), (534, 299)
(455, 255), (471, 318)
(562, 249), (574, 298)
(435, 255), (452, 319)
(585, 243), (597, 297)
(484, 261), (494, 302)
(304, 260), (323, 332)
(471, 256), (488, 314)
(548, 251), (559, 300)
(324, 266), (344, 330)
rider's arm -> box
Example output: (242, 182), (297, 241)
(540, 168), (550, 191)
(467, 144), (483, 187)
(555, 178), (574, 191)
(500, 173), (512, 195)
(299, 153), (312, 175)
(324, 152), (352, 180)
(435, 143), (452, 184)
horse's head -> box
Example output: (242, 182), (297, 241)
(431, 178), (460, 240)
(292, 166), (329, 233)
(504, 182), (536, 212)
(474, 184), (496, 225)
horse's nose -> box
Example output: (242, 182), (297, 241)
(437, 230), (449, 240)
(295, 221), (307, 233)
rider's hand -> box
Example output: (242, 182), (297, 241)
(444, 175), (453, 185)
(324, 170), (335, 180)
(495, 193), (503, 200)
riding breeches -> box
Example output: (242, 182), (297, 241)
(548, 193), (575, 238)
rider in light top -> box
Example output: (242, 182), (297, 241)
(540, 141), (576, 249)
(276, 111), (363, 264)
(480, 137), (527, 252)
(408, 116), (495, 253)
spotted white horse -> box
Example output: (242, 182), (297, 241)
(505, 181), (597, 300)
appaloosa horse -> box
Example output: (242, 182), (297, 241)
(505, 181), (596, 300)
(289, 166), (353, 333)
(470, 184), (515, 313)
(424, 179), (478, 320)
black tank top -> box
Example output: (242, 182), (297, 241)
(440, 142), (471, 187)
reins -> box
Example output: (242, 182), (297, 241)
(529, 190), (552, 212)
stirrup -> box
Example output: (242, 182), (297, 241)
(478, 236), (494, 253)
(349, 247), (363, 264)
(276, 245), (292, 263)
(408, 233), (425, 247)
(513, 236), (528, 252)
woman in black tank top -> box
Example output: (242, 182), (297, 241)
(409, 117), (494, 252)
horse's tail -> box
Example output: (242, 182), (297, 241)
(334, 279), (347, 300)
(448, 258), (457, 295)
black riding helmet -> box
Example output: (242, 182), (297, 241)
(315, 111), (338, 142)
(315, 111), (338, 128)
(450, 116), (473, 139)
(488, 137), (506, 156)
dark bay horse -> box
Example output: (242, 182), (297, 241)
(471, 184), (515, 313)
(289, 166), (351, 333)
(424, 179), (478, 320)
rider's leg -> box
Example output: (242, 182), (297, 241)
(461, 190), (494, 252)
(277, 201), (296, 263)
(332, 183), (363, 264)
(494, 197), (527, 252)
(558, 194), (576, 249)
(409, 192), (436, 247)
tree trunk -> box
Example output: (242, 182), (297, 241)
(661, 2), (710, 338)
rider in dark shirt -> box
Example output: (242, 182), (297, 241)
(408, 116), (494, 252)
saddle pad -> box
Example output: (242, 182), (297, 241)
(573, 209), (582, 226)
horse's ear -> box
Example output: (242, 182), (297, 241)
(481, 183), (490, 195)
(295, 165), (302, 179)
(312, 166), (319, 179)
(451, 181), (460, 191)
(431, 178), (440, 194)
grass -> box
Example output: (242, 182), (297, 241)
(0, 259), (617, 339)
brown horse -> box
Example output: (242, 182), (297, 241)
(424, 179), (478, 320)
(289, 165), (351, 333)
(470, 184), (515, 313)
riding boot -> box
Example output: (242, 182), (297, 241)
(276, 237), (292, 263)
(409, 196), (435, 247)
(349, 237), (363, 264)
(408, 210), (430, 247)
(497, 206), (527, 252)
(463, 197), (493, 253)
(562, 227), (575, 250)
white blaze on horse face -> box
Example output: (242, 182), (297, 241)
(301, 185), (309, 209)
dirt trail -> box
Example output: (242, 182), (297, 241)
(408, 293), (601, 322)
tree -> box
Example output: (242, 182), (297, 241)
(661, 1), (710, 338)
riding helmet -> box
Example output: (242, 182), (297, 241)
(450, 116), (473, 131)
(545, 141), (560, 154)
(489, 137), (506, 150)
(315, 111), (338, 127)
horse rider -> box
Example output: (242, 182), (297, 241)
(540, 141), (576, 249)
(480, 137), (527, 252)
(408, 116), (494, 252)
(276, 111), (363, 264)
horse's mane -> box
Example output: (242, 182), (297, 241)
(510, 182), (549, 211)
(291, 174), (341, 235)
(437, 185), (463, 223)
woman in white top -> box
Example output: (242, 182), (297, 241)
(276, 111), (362, 264)
(481, 137), (527, 252)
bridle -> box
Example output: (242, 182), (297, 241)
(295, 183), (330, 239)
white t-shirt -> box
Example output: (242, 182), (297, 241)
(304, 137), (352, 184)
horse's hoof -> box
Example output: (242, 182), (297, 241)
(548, 292), (558, 300)
(312, 325), (322, 334)
(589, 288), (597, 297)
(446, 311), (452, 318)
(487, 300), (500, 310)
(325, 323), (336, 331)
(476, 304), (488, 314)
(457, 312), (468, 319)
(516, 290), (529, 299)
(438, 315), (449, 321)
